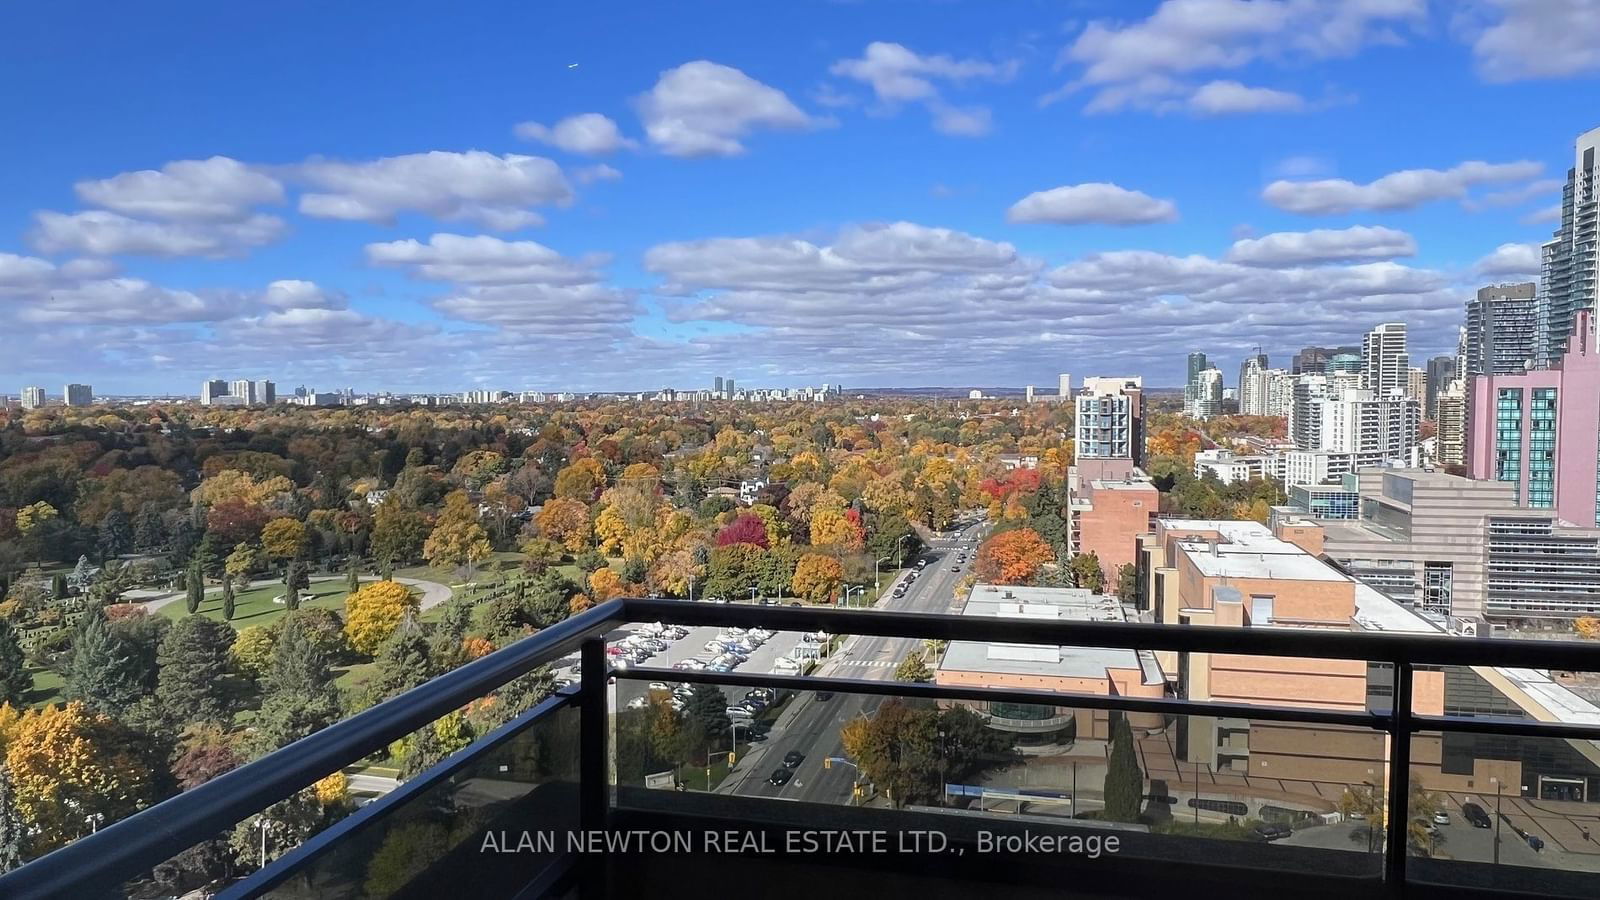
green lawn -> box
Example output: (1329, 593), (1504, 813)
(158, 578), (399, 629)
(23, 665), (64, 708)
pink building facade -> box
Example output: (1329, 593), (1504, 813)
(1468, 310), (1600, 527)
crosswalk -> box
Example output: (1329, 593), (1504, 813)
(828, 660), (894, 669)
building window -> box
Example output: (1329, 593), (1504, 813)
(1495, 388), (1524, 499)
(1528, 388), (1557, 508)
(1423, 562), (1454, 614)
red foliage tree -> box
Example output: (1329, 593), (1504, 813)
(206, 499), (272, 544)
(716, 514), (770, 549)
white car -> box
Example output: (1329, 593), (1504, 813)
(704, 640), (727, 652)
(774, 657), (801, 670)
(724, 706), (755, 720)
(648, 682), (672, 692)
(625, 697), (648, 710)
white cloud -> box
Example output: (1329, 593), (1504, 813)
(1263, 160), (1544, 214)
(1462, 0), (1600, 81)
(574, 163), (623, 185)
(8, 278), (233, 325)
(831, 41), (1017, 102)
(73, 156), (284, 222)
(29, 210), (288, 258)
(514, 113), (638, 155)
(1006, 183), (1178, 225)
(0, 253), (63, 293)
(1477, 177), (1563, 208)
(1225, 225), (1417, 266)
(260, 279), (347, 310)
(366, 233), (604, 285)
(636, 61), (823, 157)
(829, 42), (1016, 136)
(1474, 241), (1541, 276)
(1187, 79), (1305, 115)
(293, 150), (573, 229)
(1054, 0), (1422, 113)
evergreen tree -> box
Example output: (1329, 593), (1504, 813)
(194, 531), (222, 578)
(156, 616), (239, 726)
(379, 557), (394, 581)
(169, 518), (199, 566)
(97, 509), (133, 561)
(525, 570), (577, 628)
(283, 560), (301, 611)
(134, 503), (166, 552)
(69, 555), (93, 594)
(369, 625), (434, 703)
(893, 650), (933, 683)
(50, 574), (67, 602)
(683, 682), (732, 745)
(186, 563), (204, 614)
(0, 764), (22, 875)
(1102, 715), (1144, 823)
(63, 609), (146, 714)
(346, 557), (361, 595)
(253, 617), (341, 753)
(221, 576), (236, 621)
(0, 621), (29, 708)
(438, 597), (473, 642)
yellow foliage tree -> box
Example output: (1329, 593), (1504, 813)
(589, 567), (625, 601)
(791, 553), (845, 602)
(260, 517), (309, 560)
(423, 491), (493, 576)
(537, 498), (592, 553)
(810, 507), (864, 551)
(554, 458), (607, 500)
(6, 702), (158, 852)
(344, 581), (420, 656)
(594, 505), (628, 556)
(14, 501), (57, 535)
(192, 469), (294, 507)
(1576, 617), (1600, 640)
(314, 771), (350, 808)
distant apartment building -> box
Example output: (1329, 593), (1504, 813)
(1435, 380), (1467, 466)
(1182, 351), (1208, 417)
(62, 383), (92, 407)
(1074, 377), (1144, 479)
(1289, 375), (1328, 449)
(1238, 356), (1291, 417)
(1291, 345), (1359, 375)
(1188, 368), (1222, 419)
(1424, 355), (1457, 418)
(1466, 282), (1538, 376)
(20, 386), (45, 410)
(1325, 352), (1363, 375)
(1319, 389), (1420, 458)
(1057, 373), (1071, 401)
(1467, 310), (1600, 526)
(1362, 322), (1410, 398)
(1304, 469), (1600, 623)
(255, 380), (276, 405)
(230, 379), (257, 405)
(200, 379), (229, 406)
(1537, 126), (1600, 367)
(1192, 448), (1279, 485)
(1405, 367), (1426, 405)
(1236, 352), (1267, 411)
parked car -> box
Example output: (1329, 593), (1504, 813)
(725, 706), (755, 720)
(783, 751), (805, 768)
(1254, 823), (1292, 841)
(815, 692), (833, 700)
(768, 769), (793, 786)
(1432, 810), (1450, 825)
(1462, 802), (1492, 828)
(647, 682), (672, 692)
(625, 697), (648, 710)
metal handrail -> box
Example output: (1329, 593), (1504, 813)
(0, 598), (625, 900)
(5, 593), (1600, 899)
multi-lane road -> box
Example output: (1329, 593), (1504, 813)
(716, 520), (988, 803)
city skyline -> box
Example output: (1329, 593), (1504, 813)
(2, 3), (1596, 392)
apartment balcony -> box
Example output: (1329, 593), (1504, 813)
(3, 600), (1599, 900)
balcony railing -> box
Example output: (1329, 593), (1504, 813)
(2, 598), (1599, 899)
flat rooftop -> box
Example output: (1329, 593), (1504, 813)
(939, 584), (1161, 683)
(1089, 478), (1159, 492)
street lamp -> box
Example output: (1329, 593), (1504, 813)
(749, 585), (758, 604)
(689, 574), (695, 602)
(843, 585), (866, 607)
(255, 816), (272, 869)
(937, 729), (948, 807)
(874, 554), (893, 593)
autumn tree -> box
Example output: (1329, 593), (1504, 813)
(423, 491), (493, 578)
(518, 537), (564, 574)
(0, 764), (21, 874)
(974, 528), (1055, 584)
(344, 581), (419, 656)
(810, 506), (864, 551)
(260, 517), (309, 564)
(5, 702), (159, 853)
(791, 553), (845, 603)
(537, 498), (592, 553)
(553, 458), (607, 500)
(224, 543), (260, 588)
(894, 651), (932, 683)
(716, 514), (769, 549)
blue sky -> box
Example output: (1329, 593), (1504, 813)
(2, 0), (1596, 394)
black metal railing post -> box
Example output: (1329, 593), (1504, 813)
(579, 637), (609, 898)
(1384, 659), (1414, 892)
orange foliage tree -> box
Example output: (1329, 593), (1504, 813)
(974, 528), (1056, 584)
